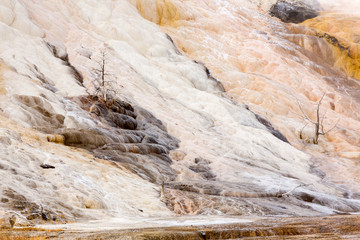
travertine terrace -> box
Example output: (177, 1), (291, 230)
(0, 0), (360, 238)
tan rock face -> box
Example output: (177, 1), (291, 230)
(0, 62), (8, 96)
(133, 0), (360, 191)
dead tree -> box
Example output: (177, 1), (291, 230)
(91, 47), (116, 103)
(297, 93), (338, 144)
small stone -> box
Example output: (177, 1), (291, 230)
(9, 215), (16, 228)
(40, 164), (55, 169)
(169, 150), (186, 161)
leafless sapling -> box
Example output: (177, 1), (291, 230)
(297, 93), (339, 144)
(91, 47), (117, 104)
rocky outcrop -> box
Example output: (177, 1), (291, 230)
(270, 1), (319, 23)
(0, 94), (179, 224)
(57, 95), (180, 184)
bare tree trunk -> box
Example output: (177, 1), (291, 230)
(314, 123), (319, 144)
(313, 94), (322, 144)
(101, 55), (107, 103)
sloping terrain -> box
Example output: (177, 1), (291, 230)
(0, 0), (360, 235)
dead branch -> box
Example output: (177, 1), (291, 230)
(295, 97), (315, 124)
(279, 184), (304, 198)
(299, 122), (309, 140)
(320, 118), (340, 136)
(277, 184), (311, 198)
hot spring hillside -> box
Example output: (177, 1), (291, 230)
(0, 0), (360, 235)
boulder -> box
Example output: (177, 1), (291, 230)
(270, 1), (318, 23)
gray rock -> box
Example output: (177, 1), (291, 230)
(270, 1), (319, 23)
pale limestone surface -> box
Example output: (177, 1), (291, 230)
(0, 0), (359, 227)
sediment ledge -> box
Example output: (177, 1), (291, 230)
(2, 214), (360, 239)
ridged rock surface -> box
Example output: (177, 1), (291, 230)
(0, 0), (360, 236)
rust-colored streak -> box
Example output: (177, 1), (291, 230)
(302, 13), (360, 80)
